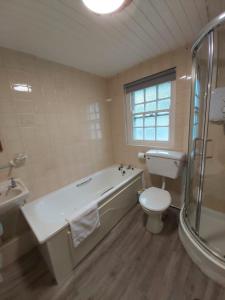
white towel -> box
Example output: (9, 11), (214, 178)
(67, 203), (100, 248)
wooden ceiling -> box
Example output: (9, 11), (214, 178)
(0, 0), (224, 77)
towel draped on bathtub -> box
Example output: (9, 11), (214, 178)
(66, 202), (100, 248)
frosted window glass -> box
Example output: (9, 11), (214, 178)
(133, 104), (144, 113)
(133, 127), (143, 140)
(156, 127), (169, 141)
(194, 111), (199, 125)
(194, 95), (200, 108)
(133, 115), (143, 127)
(157, 112), (169, 126)
(130, 80), (172, 144)
(158, 82), (171, 99)
(158, 99), (170, 110)
(145, 101), (156, 111)
(193, 125), (198, 139)
(195, 80), (200, 97)
(133, 90), (144, 104)
(146, 86), (156, 101)
(144, 128), (155, 140)
(145, 114), (155, 126)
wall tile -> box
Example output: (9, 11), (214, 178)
(0, 47), (113, 203)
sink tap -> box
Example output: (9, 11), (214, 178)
(5, 177), (16, 196)
(10, 177), (16, 189)
(127, 164), (132, 169)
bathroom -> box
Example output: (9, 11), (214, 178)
(0, 0), (225, 299)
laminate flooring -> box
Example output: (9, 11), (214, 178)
(0, 205), (225, 300)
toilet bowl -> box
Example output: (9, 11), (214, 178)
(139, 149), (185, 233)
(139, 187), (171, 234)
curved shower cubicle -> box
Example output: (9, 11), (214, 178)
(179, 12), (225, 287)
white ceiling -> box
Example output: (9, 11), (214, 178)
(0, 0), (224, 77)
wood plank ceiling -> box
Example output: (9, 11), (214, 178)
(0, 0), (224, 77)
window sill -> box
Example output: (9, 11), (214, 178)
(127, 140), (174, 149)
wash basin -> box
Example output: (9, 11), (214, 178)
(0, 179), (29, 214)
(3, 188), (22, 201)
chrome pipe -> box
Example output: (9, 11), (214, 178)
(184, 46), (198, 216)
(192, 11), (225, 53)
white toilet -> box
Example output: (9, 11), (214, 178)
(139, 149), (185, 234)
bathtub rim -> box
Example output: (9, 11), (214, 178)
(21, 165), (143, 244)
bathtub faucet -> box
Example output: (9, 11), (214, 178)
(127, 165), (134, 170)
(118, 163), (123, 171)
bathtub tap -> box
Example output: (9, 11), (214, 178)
(118, 163), (123, 171)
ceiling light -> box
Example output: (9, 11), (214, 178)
(82, 0), (128, 14)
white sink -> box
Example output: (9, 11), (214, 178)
(0, 179), (29, 214)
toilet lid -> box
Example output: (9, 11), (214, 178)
(139, 187), (171, 212)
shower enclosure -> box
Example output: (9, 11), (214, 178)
(179, 12), (225, 287)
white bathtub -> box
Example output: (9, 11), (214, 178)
(21, 165), (143, 283)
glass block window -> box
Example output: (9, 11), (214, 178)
(130, 82), (172, 143)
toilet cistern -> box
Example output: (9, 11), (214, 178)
(139, 149), (186, 234)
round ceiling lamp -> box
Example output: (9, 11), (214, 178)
(82, 0), (131, 15)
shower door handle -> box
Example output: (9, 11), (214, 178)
(193, 137), (203, 159)
(193, 138), (212, 159)
(206, 139), (213, 159)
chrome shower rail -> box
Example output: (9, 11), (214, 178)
(184, 10), (225, 263)
(192, 11), (225, 53)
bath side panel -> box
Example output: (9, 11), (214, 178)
(69, 176), (142, 267)
(41, 175), (142, 284)
(40, 229), (74, 284)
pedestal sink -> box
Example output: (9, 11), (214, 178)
(0, 179), (29, 214)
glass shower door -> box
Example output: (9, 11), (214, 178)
(183, 11), (225, 264)
(199, 23), (225, 258)
(185, 34), (212, 233)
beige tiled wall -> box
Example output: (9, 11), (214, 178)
(0, 47), (114, 264)
(0, 47), (113, 201)
(107, 46), (192, 207)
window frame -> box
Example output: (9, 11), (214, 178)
(125, 81), (176, 148)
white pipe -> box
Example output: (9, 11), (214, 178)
(161, 176), (166, 190)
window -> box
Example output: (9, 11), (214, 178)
(124, 68), (176, 147)
(193, 77), (200, 139)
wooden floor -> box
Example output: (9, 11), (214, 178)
(0, 205), (225, 300)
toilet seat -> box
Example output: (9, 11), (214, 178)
(139, 187), (171, 212)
